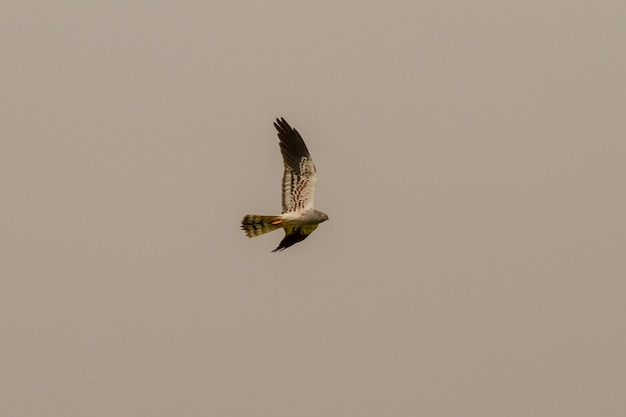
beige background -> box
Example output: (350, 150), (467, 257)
(2, 1), (625, 416)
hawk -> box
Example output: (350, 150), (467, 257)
(241, 118), (329, 252)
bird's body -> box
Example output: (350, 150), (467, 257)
(241, 118), (329, 252)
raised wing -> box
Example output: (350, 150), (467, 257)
(272, 224), (319, 252)
(274, 118), (318, 213)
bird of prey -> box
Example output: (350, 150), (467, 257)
(241, 118), (329, 252)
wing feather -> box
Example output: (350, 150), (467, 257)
(274, 118), (318, 213)
(272, 225), (319, 252)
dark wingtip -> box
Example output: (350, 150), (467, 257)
(273, 117), (292, 133)
(273, 117), (311, 170)
(271, 244), (286, 253)
(271, 228), (310, 252)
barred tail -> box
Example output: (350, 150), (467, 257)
(241, 214), (282, 237)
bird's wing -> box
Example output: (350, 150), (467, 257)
(272, 224), (319, 252)
(274, 118), (318, 213)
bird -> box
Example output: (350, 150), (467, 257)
(241, 118), (329, 252)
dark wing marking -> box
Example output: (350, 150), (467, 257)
(271, 224), (319, 252)
(274, 118), (318, 213)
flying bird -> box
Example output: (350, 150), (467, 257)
(241, 118), (329, 252)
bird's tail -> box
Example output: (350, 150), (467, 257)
(241, 214), (283, 237)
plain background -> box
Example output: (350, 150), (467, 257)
(2, 1), (625, 416)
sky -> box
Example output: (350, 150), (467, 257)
(1, 1), (625, 416)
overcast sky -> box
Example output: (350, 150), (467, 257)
(2, 1), (625, 416)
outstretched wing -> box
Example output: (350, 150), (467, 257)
(272, 225), (319, 252)
(274, 118), (318, 213)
